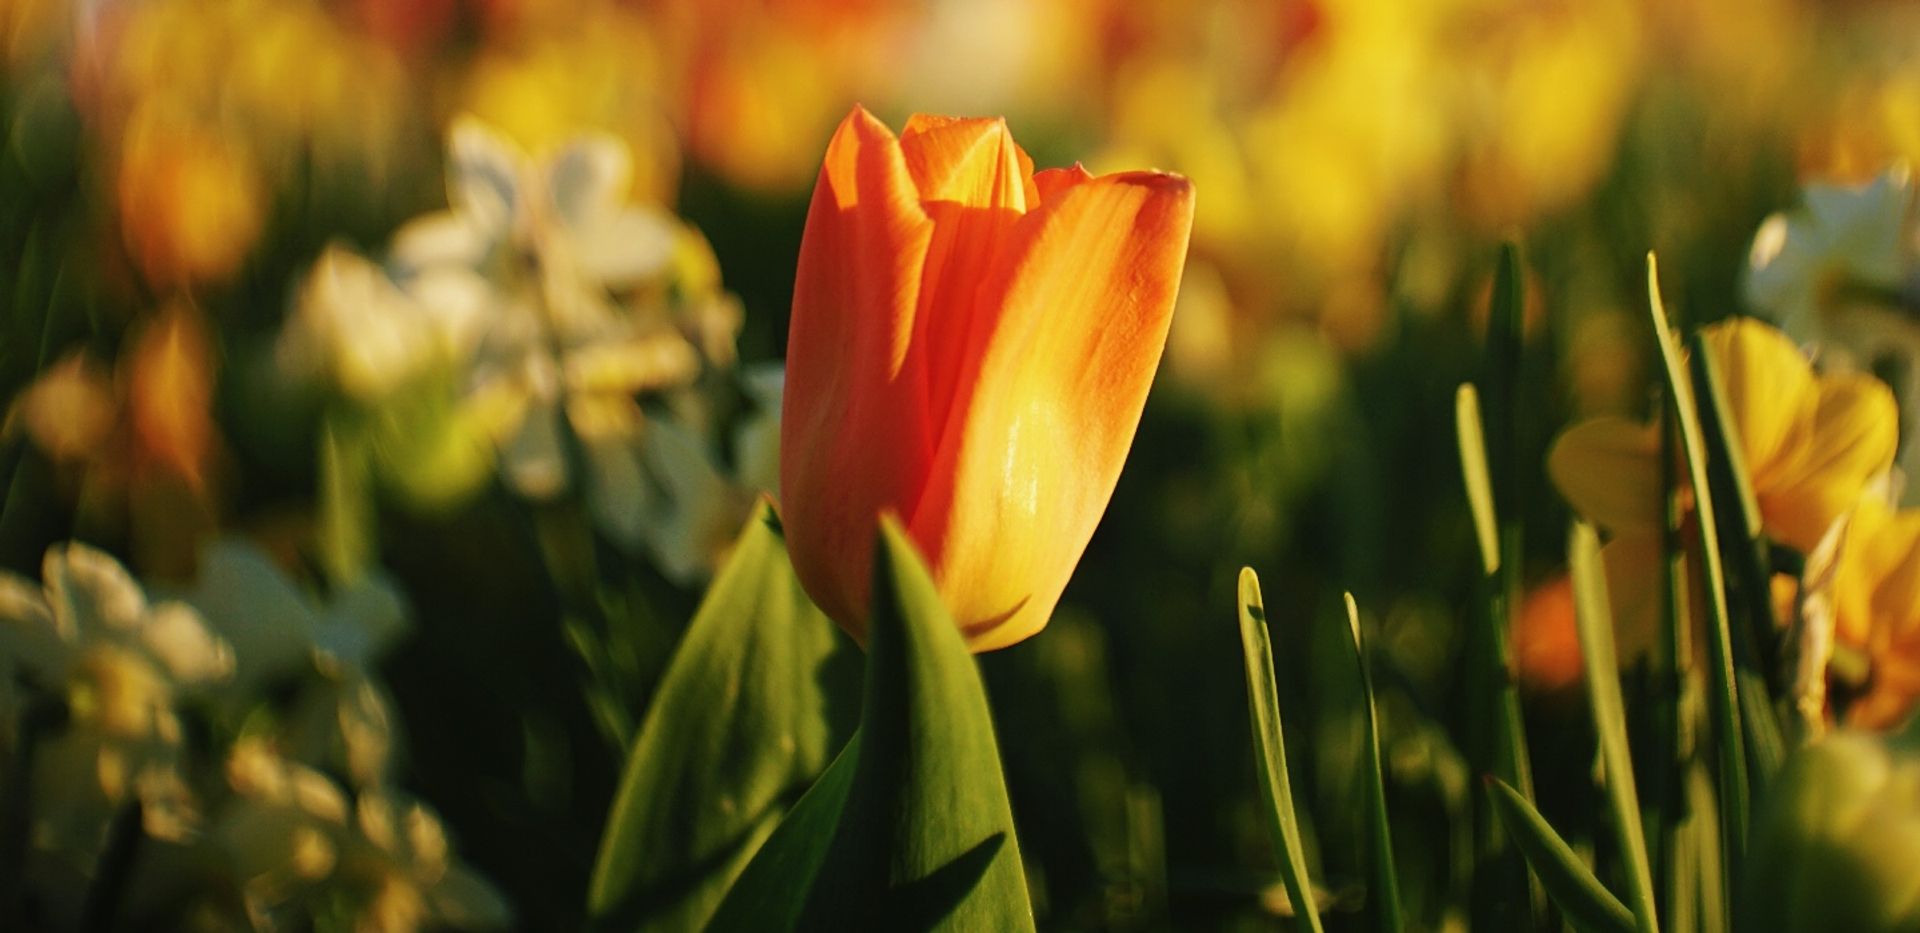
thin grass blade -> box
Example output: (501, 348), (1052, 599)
(1236, 568), (1325, 933)
(1570, 522), (1661, 933)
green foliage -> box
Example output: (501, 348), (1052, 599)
(1645, 254), (1752, 880)
(1236, 567), (1325, 933)
(1487, 778), (1637, 933)
(1344, 593), (1405, 933)
(708, 516), (1035, 931)
(587, 504), (854, 931)
(1570, 522), (1660, 933)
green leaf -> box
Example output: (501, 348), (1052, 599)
(1687, 335), (1787, 787)
(1644, 254), (1750, 875)
(1237, 568), (1325, 933)
(712, 516), (1035, 931)
(587, 503), (857, 932)
(704, 735), (862, 932)
(1487, 777), (1637, 933)
(1570, 522), (1661, 933)
(1456, 382), (1534, 799)
(1344, 593), (1404, 933)
(316, 414), (373, 587)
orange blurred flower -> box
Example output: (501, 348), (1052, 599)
(115, 110), (266, 289)
(3, 305), (222, 580)
(779, 107), (1194, 651)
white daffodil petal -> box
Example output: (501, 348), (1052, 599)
(140, 601), (234, 685)
(390, 212), (496, 276)
(547, 133), (632, 231)
(565, 209), (678, 288)
(46, 543), (148, 635)
(446, 118), (526, 241)
(187, 540), (324, 692)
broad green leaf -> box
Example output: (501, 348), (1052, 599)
(1487, 778), (1637, 933)
(705, 735), (861, 932)
(1236, 568), (1325, 933)
(712, 516), (1035, 931)
(1344, 593), (1404, 933)
(1570, 523), (1661, 933)
(587, 503), (857, 932)
(1644, 254), (1750, 875)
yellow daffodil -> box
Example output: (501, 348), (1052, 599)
(1548, 317), (1898, 661)
(1831, 500), (1920, 728)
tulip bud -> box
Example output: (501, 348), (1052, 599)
(779, 107), (1194, 651)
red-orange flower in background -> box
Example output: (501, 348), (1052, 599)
(780, 106), (1194, 651)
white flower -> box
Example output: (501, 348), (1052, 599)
(185, 539), (409, 787)
(1745, 165), (1914, 346)
(210, 740), (510, 931)
(1746, 166), (1920, 501)
(276, 247), (481, 404)
(0, 543), (232, 864)
(0, 543), (232, 736)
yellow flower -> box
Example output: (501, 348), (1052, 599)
(1549, 317), (1898, 655)
(1831, 500), (1920, 728)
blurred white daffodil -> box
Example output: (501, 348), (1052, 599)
(185, 539), (409, 788)
(0, 542), (232, 876)
(1747, 165), (1915, 343)
(211, 739), (510, 932)
(374, 117), (762, 582)
(1746, 166), (1920, 500)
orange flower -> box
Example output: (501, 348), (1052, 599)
(779, 106), (1194, 651)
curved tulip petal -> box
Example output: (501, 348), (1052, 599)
(1546, 416), (1664, 534)
(1763, 372), (1899, 552)
(909, 172), (1195, 650)
(899, 116), (1038, 437)
(780, 107), (937, 628)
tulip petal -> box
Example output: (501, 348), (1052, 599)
(1033, 164), (1094, 203)
(1546, 416), (1664, 534)
(781, 107), (937, 629)
(899, 115), (1039, 209)
(1762, 372), (1898, 552)
(898, 116), (1038, 439)
(910, 171), (1195, 650)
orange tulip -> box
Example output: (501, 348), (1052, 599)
(780, 106), (1195, 651)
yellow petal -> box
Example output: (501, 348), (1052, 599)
(1697, 318), (1815, 490)
(1760, 372), (1898, 552)
(1546, 416), (1664, 533)
(910, 171), (1194, 651)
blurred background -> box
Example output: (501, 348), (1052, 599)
(3, 0), (1920, 929)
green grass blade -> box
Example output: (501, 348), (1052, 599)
(1643, 254), (1750, 876)
(1570, 523), (1661, 933)
(1344, 593), (1405, 933)
(1456, 384), (1535, 800)
(1487, 777), (1637, 933)
(1687, 336), (1787, 788)
(1457, 385), (1501, 578)
(1237, 568), (1325, 933)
